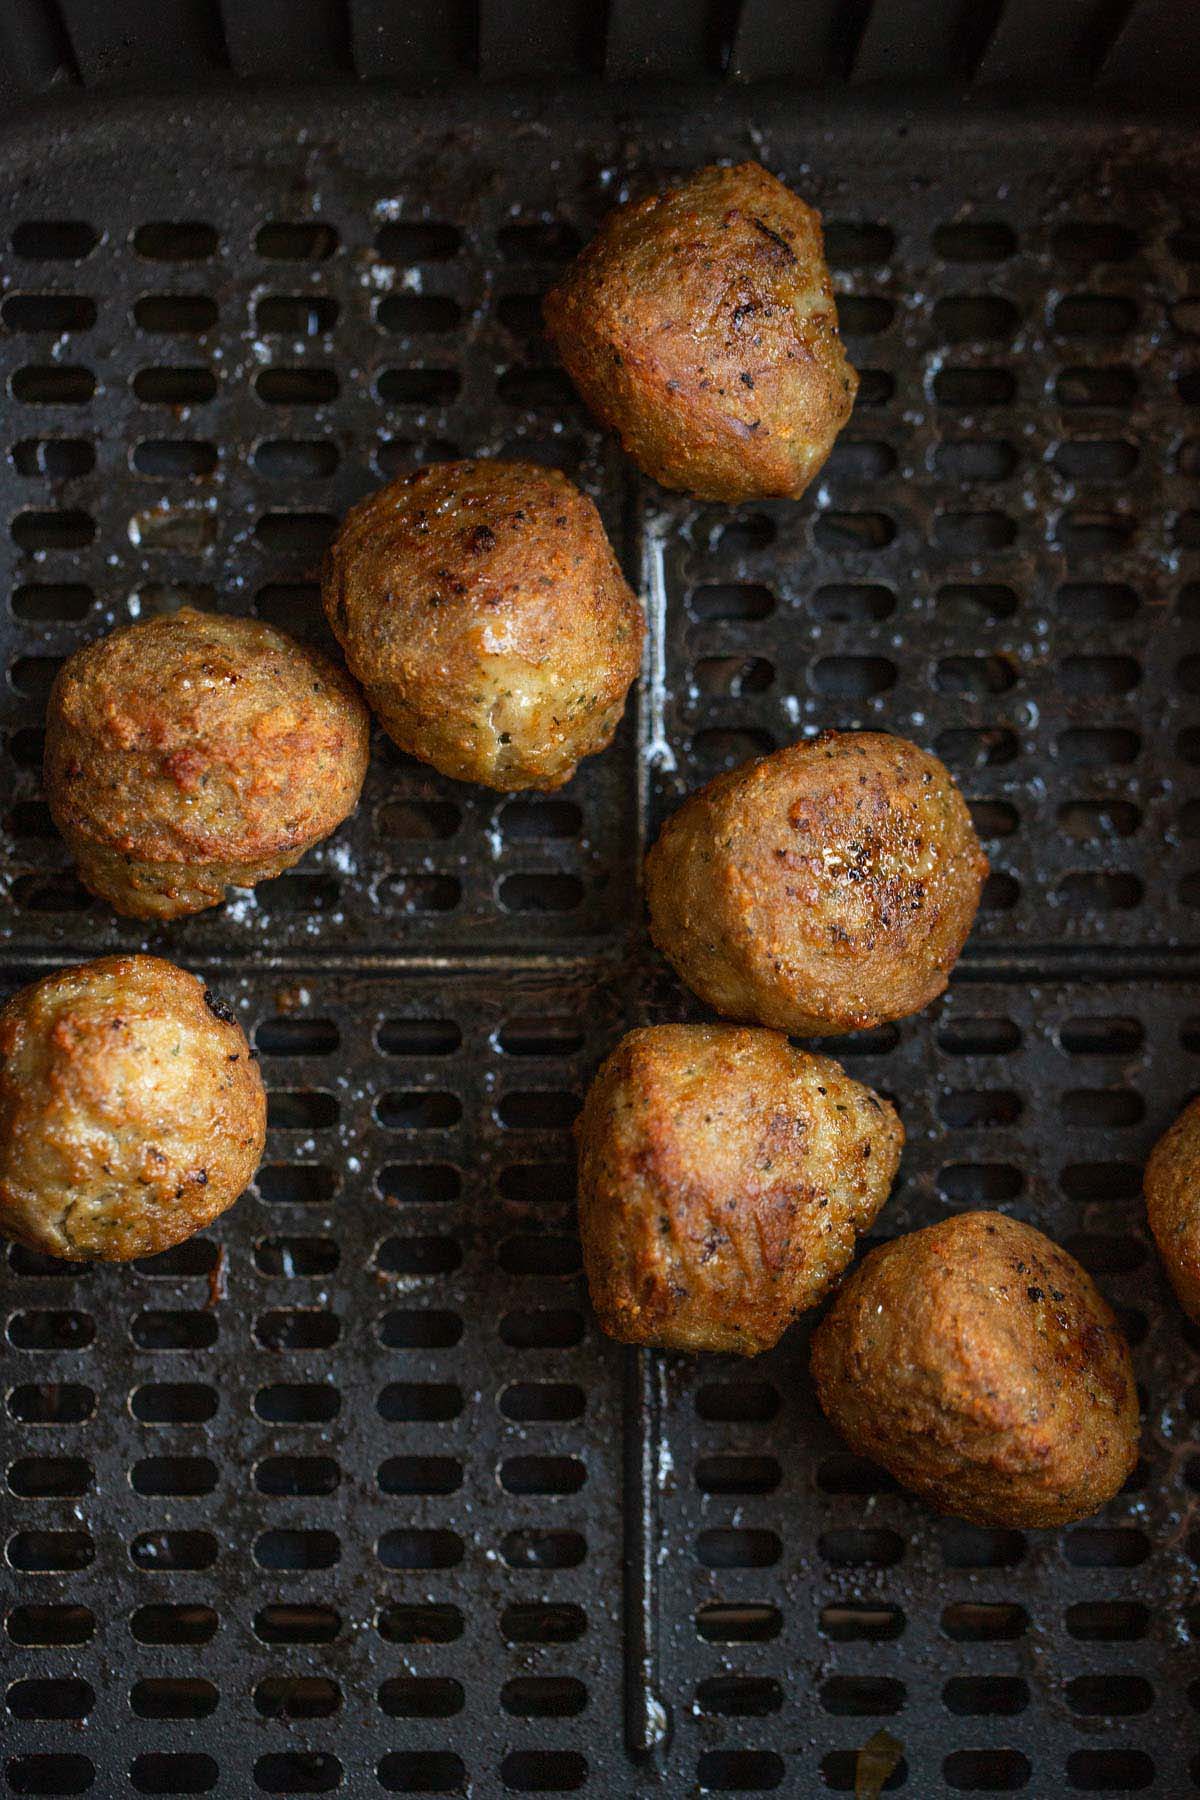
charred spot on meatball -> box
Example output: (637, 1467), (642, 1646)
(810, 1211), (1139, 1528)
(645, 731), (987, 1036)
(202, 989), (237, 1027)
(575, 1023), (903, 1355)
(44, 608), (371, 921)
(322, 459), (644, 793)
(0, 955), (266, 1262)
(544, 161), (857, 502)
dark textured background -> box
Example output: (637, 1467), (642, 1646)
(0, 0), (1198, 103)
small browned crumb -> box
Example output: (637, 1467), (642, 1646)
(0, 956), (266, 1261)
(322, 459), (644, 791)
(811, 1211), (1139, 1528)
(44, 608), (371, 920)
(1144, 1098), (1200, 1320)
(576, 1023), (903, 1355)
(206, 1244), (229, 1308)
(544, 160), (857, 501)
(273, 985), (311, 1017)
(645, 730), (987, 1036)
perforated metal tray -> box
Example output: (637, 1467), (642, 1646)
(1, 87), (1198, 1797)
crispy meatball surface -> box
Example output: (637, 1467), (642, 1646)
(645, 731), (987, 1036)
(322, 460), (644, 791)
(544, 160), (857, 502)
(0, 956), (266, 1262)
(811, 1211), (1139, 1528)
(45, 608), (370, 920)
(1144, 1099), (1200, 1320)
(576, 1024), (903, 1355)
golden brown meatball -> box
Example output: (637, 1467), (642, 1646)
(322, 460), (644, 791)
(1144, 1099), (1200, 1320)
(811, 1211), (1139, 1528)
(544, 160), (857, 502)
(576, 1024), (903, 1355)
(44, 608), (370, 920)
(0, 956), (266, 1262)
(645, 731), (987, 1036)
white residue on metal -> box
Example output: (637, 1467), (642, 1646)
(324, 840), (357, 875)
(127, 493), (217, 551)
(657, 1439), (674, 1489)
(361, 261), (395, 292)
(222, 888), (261, 927)
(747, 124), (772, 162)
(383, 1273), (433, 1294)
(641, 517), (677, 774)
(644, 1694), (670, 1746)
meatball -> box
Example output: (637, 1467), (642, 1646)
(543, 160), (857, 502)
(811, 1211), (1139, 1528)
(645, 731), (987, 1036)
(576, 1023), (903, 1355)
(322, 460), (644, 791)
(0, 956), (266, 1261)
(45, 608), (370, 920)
(1144, 1099), (1200, 1320)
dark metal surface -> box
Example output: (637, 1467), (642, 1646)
(0, 87), (1198, 1794)
(3, 0), (1200, 113)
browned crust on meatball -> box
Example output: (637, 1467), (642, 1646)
(0, 955), (266, 1262)
(544, 161), (857, 502)
(1144, 1099), (1200, 1320)
(576, 1023), (903, 1355)
(645, 731), (988, 1036)
(44, 608), (371, 920)
(322, 460), (644, 792)
(811, 1211), (1139, 1528)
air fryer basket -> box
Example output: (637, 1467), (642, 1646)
(1, 79), (1199, 1797)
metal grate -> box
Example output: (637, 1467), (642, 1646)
(1, 89), (1198, 1793)
(3, 0), (1200, 106)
